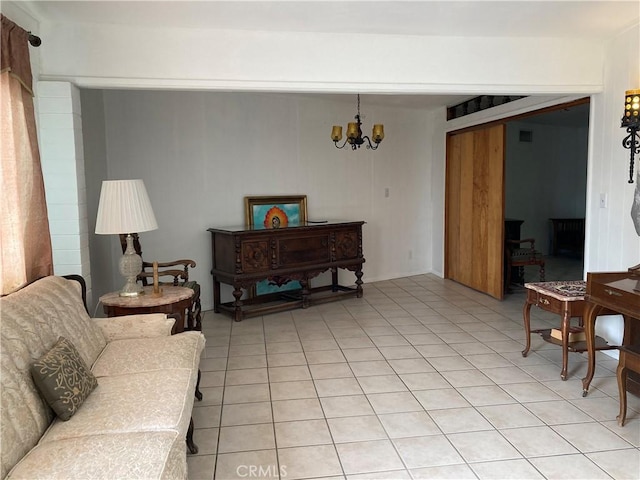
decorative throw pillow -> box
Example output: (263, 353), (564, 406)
(31, 336), (98, 421)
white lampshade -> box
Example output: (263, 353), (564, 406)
(95, 179), (158, 235)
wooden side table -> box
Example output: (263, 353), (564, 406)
(100, 286), (194, 334)
(522, 281), (588, 380)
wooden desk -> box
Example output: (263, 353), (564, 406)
(582, 271), (640, 396)
(100, 286), (194, 334)
(208, 221), (365, 322)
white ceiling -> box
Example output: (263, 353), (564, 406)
(21, 0), (626, 122)
(26, 1), (639, 39)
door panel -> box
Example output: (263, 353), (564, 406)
(446, 124), (505, 299)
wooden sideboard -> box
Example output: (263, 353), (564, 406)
(208, 221), (365, 321)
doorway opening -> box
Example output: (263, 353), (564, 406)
(504, 101), (589, 291)
(445, 98), (590, 299)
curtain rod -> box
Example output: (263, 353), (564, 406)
(28, 32), (41, 47)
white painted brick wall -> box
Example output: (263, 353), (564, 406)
(37, 81), (92, 305)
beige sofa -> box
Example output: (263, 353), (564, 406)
(1, 275), (205, 479)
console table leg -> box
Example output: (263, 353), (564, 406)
(617, 361), (628, 426)
(560, 310), (570, 380)
(582, 302), (601, 396)
(522, 300), (533, 357)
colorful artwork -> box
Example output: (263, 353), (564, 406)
(256, 275), (300, 296)
(244, 195), (307, 228)
(244, 196), (308, 296)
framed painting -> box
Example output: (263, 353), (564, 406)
(244, 195), (308, 296)
(244, 195), (307, 228)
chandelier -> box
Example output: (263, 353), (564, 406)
(331, 94), (384, 150)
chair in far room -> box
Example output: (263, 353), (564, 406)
(506, 238), (546, 291)
(119, 233), (202, 331)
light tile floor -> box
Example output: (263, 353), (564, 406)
(187, 274), (640, 480)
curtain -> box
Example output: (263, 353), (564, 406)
(1, 15), (53, 295)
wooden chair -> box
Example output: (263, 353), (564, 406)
(119, 233), (202, 331)
(506, 238), (545, 291)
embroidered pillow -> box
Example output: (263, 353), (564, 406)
(31, 336), (98, 421)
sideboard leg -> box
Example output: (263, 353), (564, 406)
(331, 268), (339, 292)
(300, 277), (310, 308)
(232, 286), (243, 322)
(355, 269), (364, 298)
(213, 277), (221, 313)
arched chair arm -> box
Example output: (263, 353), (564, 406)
(142, 259), (197, 269)
(138, 270), (188, 286)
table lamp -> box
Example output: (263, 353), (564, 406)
(95, 179), (158, 296)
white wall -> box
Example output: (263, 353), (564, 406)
(37, 82), (91, 298)
(83, 91), (434, 311)
(37, 21), (605, 96)
(80, 88), (111, 313)
(587, 24), (640, 271)
(585, 24), (640, 348)
(505, 121), (588, 255)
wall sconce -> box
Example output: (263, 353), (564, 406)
(331, 94), (384, 150)
(621, 89), (640, 183)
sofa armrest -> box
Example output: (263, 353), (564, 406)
(92, 314), (175, 341)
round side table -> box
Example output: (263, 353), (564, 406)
(100, 285), (194, 334)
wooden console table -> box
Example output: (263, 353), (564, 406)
(208, 221), (365, 322)
(582, 271), (640, 397)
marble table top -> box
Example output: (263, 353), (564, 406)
(524, 280), (586, 301)
(100, 285), (194, 307)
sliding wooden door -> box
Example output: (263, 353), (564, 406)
(445, 124), (505, 299)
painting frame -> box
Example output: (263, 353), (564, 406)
(244, 195), (308, 297)
(244, 195), (308, 228)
